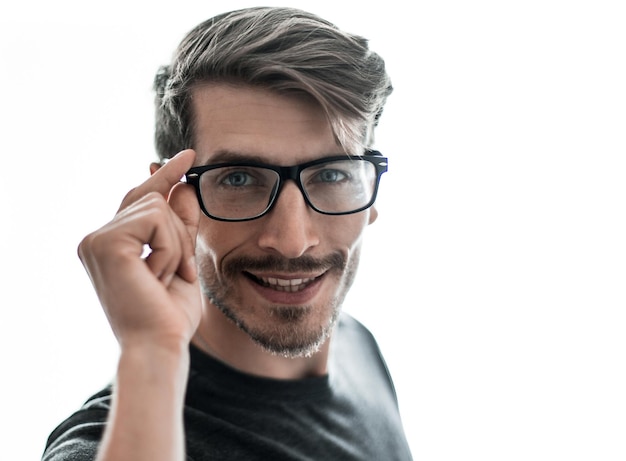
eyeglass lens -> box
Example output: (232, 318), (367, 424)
(198, 159), (377, 220)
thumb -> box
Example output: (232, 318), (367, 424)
(169, 181), (201, 281)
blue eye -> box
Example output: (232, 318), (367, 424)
(222, 171), (253, 187)
(315, 169), (348, 183)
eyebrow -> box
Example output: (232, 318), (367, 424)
(207, 149), (272, 164)
(203, 149), (351, 166)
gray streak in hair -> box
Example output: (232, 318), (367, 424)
(153, 7), (392, 160)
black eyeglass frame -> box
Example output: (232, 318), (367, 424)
(184, 150), (388, 222)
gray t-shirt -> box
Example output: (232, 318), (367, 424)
(42, 313), (413, 460)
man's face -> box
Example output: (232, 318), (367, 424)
(190, 83), (377, 358)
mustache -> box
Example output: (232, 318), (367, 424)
(223, 253), (346, 278)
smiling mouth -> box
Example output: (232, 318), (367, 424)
(245, 273), (321, 293)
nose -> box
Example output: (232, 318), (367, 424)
(256, 181), (320, 258)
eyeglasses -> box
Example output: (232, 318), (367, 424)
(185, 150), (388, 222)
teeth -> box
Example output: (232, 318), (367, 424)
(258, 276), (316, 292)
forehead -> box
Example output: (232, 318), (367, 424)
(190, 83), (345, 166)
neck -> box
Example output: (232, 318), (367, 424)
(191, 305), (330, 380)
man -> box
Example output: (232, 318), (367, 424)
(43, 7), (412, 461)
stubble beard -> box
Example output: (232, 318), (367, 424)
(197, 250), (361, 358)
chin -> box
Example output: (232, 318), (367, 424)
(235, 302), (340, 359)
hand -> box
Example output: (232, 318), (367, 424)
(78, 149), (202, 350)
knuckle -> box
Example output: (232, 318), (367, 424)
(118, 187), (139, 212)
(78, 229), (110, 262)
(139, 192), (170, 216)
(77, 233), (93, 262)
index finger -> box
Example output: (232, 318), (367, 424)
(119, 149), (196, 212)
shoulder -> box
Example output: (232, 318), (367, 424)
(332, 313), (397, 395)
(42, 386), (112, 461)
(335, 312), (380, 352)
(330, 313), (405, 430)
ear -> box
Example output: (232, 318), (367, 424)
(368, 206), (378, 225)
(149, 162), (162, 176)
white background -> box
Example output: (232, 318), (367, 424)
(1, 0), (625, 459)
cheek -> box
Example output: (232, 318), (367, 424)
(195, 221), (230, 269)
(195, 220), (255, 265)
(323, 213), (371, 252)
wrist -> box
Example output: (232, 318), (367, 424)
(117, 339), (190, 393)
(119, 333), (191, 358)
(99, 336), (190, 461)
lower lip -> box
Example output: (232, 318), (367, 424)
(245, 275), (325, 305)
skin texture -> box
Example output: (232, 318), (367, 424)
(78, 83), (377, 461)
(182, 83), (377, 378)
(80, 149), (200, 461)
